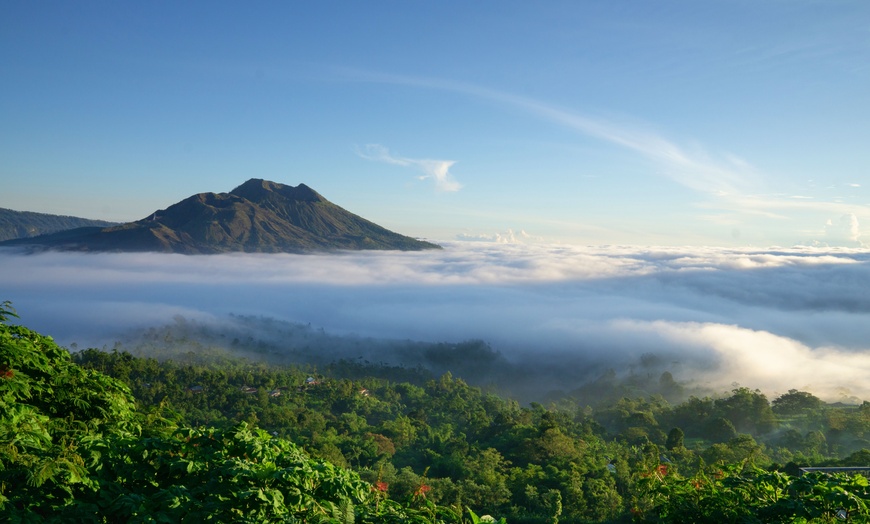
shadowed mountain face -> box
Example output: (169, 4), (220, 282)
(1, 179), (440, 253)
(0, 208), (118, 242)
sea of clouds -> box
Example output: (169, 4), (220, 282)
(2, 242), (870, 401)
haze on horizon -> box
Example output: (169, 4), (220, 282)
(1, 2), (869, 247)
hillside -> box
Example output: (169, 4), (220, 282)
(0, 302), (456, 522)
(6, 301), (870, 522)
(0, 179), (440, 253)
(0, 207), (117, 242)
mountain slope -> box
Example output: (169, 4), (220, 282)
(0, 208), (118, 242)
(0, 179), (440, 253)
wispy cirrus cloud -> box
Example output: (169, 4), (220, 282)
(357, 143), (462, 192)
(339, 68), (870, 244)
(339, 69), (755, 196)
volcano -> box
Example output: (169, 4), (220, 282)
(1, 179), (440, 254)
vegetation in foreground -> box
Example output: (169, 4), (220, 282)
(4, 300), (870, 522)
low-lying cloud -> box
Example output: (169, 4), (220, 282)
(2, 242), (870, 402)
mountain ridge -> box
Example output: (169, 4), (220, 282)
(1, 179), (440, 253)
(0, 208), (118, 242)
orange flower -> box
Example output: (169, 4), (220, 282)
(414, 484), (431, 498)
(657, 464), (668, 476)
(373, 481), (389, 492)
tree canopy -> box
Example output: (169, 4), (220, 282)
(4, 300), (870, 523)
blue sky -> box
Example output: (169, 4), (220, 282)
(2, 1), (868, 246)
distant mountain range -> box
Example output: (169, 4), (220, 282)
(0, 179), (440, 253)
(0, 208), (118, 242)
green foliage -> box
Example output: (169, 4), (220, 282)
(0, 300), (17, 322)
(665, 428), (684, 451)
(85, 422), (373, 522)
(773, 389), (825, 416)
(1, 308), (524, 522)
(0, 308), (140, 514)
(637, 464), (870, 523)
(8, 300), (870, 523)
(0, 309), (380, 522)
(70, 337), (870, 522)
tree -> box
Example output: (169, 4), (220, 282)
(772, 389), (823, 416)
(703, 417), (738, 443)
(658, 371), (684, 400)
(0, 300), (16, 322)
(716, 387), (777, 434)
(1, 305), (456, 523)
(666, 427), (685, 451)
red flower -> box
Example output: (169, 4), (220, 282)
(373, 481), (389, 493)
(657, 464), (668, 476)
(414, 484), (431, 498)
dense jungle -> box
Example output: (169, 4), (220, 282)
(4, 300), (870, 523)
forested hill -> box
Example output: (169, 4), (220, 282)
(6, 300), (870, 522)
(0, 207), (117, 241)
(0, 301), (493, 522)
(74, 343), (870, 522)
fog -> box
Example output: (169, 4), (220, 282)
(2, 242), (870, 402)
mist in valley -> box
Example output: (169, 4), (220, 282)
(3, 242), (870, 403)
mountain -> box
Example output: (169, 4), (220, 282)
(0, 179), (441, 253)
(0, 208), (118, 242)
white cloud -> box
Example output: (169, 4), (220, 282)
(455, 232), (498, 242)
(3, 243), (870, 400)
(456, 228), (539, 244)
(358, 144), (462, 192)
(615, 320), (870, 401)
(825, 213), (863, 246)
(339, 69), (756, 196)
